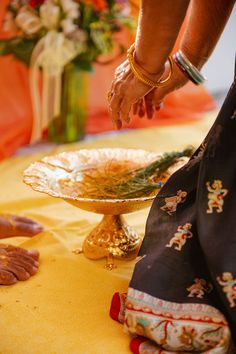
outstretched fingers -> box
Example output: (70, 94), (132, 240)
(108, 59), (152, 128)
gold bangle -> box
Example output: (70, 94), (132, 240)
(127, 43), (173, 88)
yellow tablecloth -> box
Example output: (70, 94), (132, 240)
(0, 114), (215, 354)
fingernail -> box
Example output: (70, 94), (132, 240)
(33, 225), (44, 232)
(32, 266), (38, 274)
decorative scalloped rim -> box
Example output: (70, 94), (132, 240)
(23, 148), (165, 204)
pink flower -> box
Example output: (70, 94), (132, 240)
(28, 0), (45, 8)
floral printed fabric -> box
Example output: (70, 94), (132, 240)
(125, 288), (230, 353)
(110, 73), (236, 352)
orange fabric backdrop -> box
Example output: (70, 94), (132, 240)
(0, 0), (33, 159)
(0, 0), (215, 160)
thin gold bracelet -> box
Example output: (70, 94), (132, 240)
(127, 43), (173, 88)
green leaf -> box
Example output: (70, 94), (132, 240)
(0, 37), (35, 65)
(7, 37), (35, 65)
(119, 17), (137, 33)
(106, 0), (116, 9)
(72, 58), (93, 72)
(0, 41), (11, 56)
(0, 37), (36, 65)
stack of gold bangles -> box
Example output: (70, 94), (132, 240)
(107, 43), (173, 103)
(127, 43), (174, 88)
(107, 43), (206, 103)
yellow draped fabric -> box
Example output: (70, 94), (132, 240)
(0, 114), (215, 354)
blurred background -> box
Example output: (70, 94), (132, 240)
(0, 0), (235, 160)
(203, 6), (235, 99)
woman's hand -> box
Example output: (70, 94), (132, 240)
(0, 214), (44, 238)
(108, 59), (163, 129)
(134, 61), (189, 119)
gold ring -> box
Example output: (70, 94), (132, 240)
(107, 91), (114, 102)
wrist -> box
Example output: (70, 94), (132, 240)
(134, 46), (166, 80)
(127, 43), (173, 88)
(179, 44), (207, 70)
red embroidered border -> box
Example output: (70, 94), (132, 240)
(126, 302), (228, 326)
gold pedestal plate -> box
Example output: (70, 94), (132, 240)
(23, 148), (165, 269)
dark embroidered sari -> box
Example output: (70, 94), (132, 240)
(110, 67), (236, 353)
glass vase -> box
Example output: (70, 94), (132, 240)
(48, 62), (89, 143)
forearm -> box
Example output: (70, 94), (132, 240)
(180, 0), (235, 69)
(135, 0), (190, 74)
